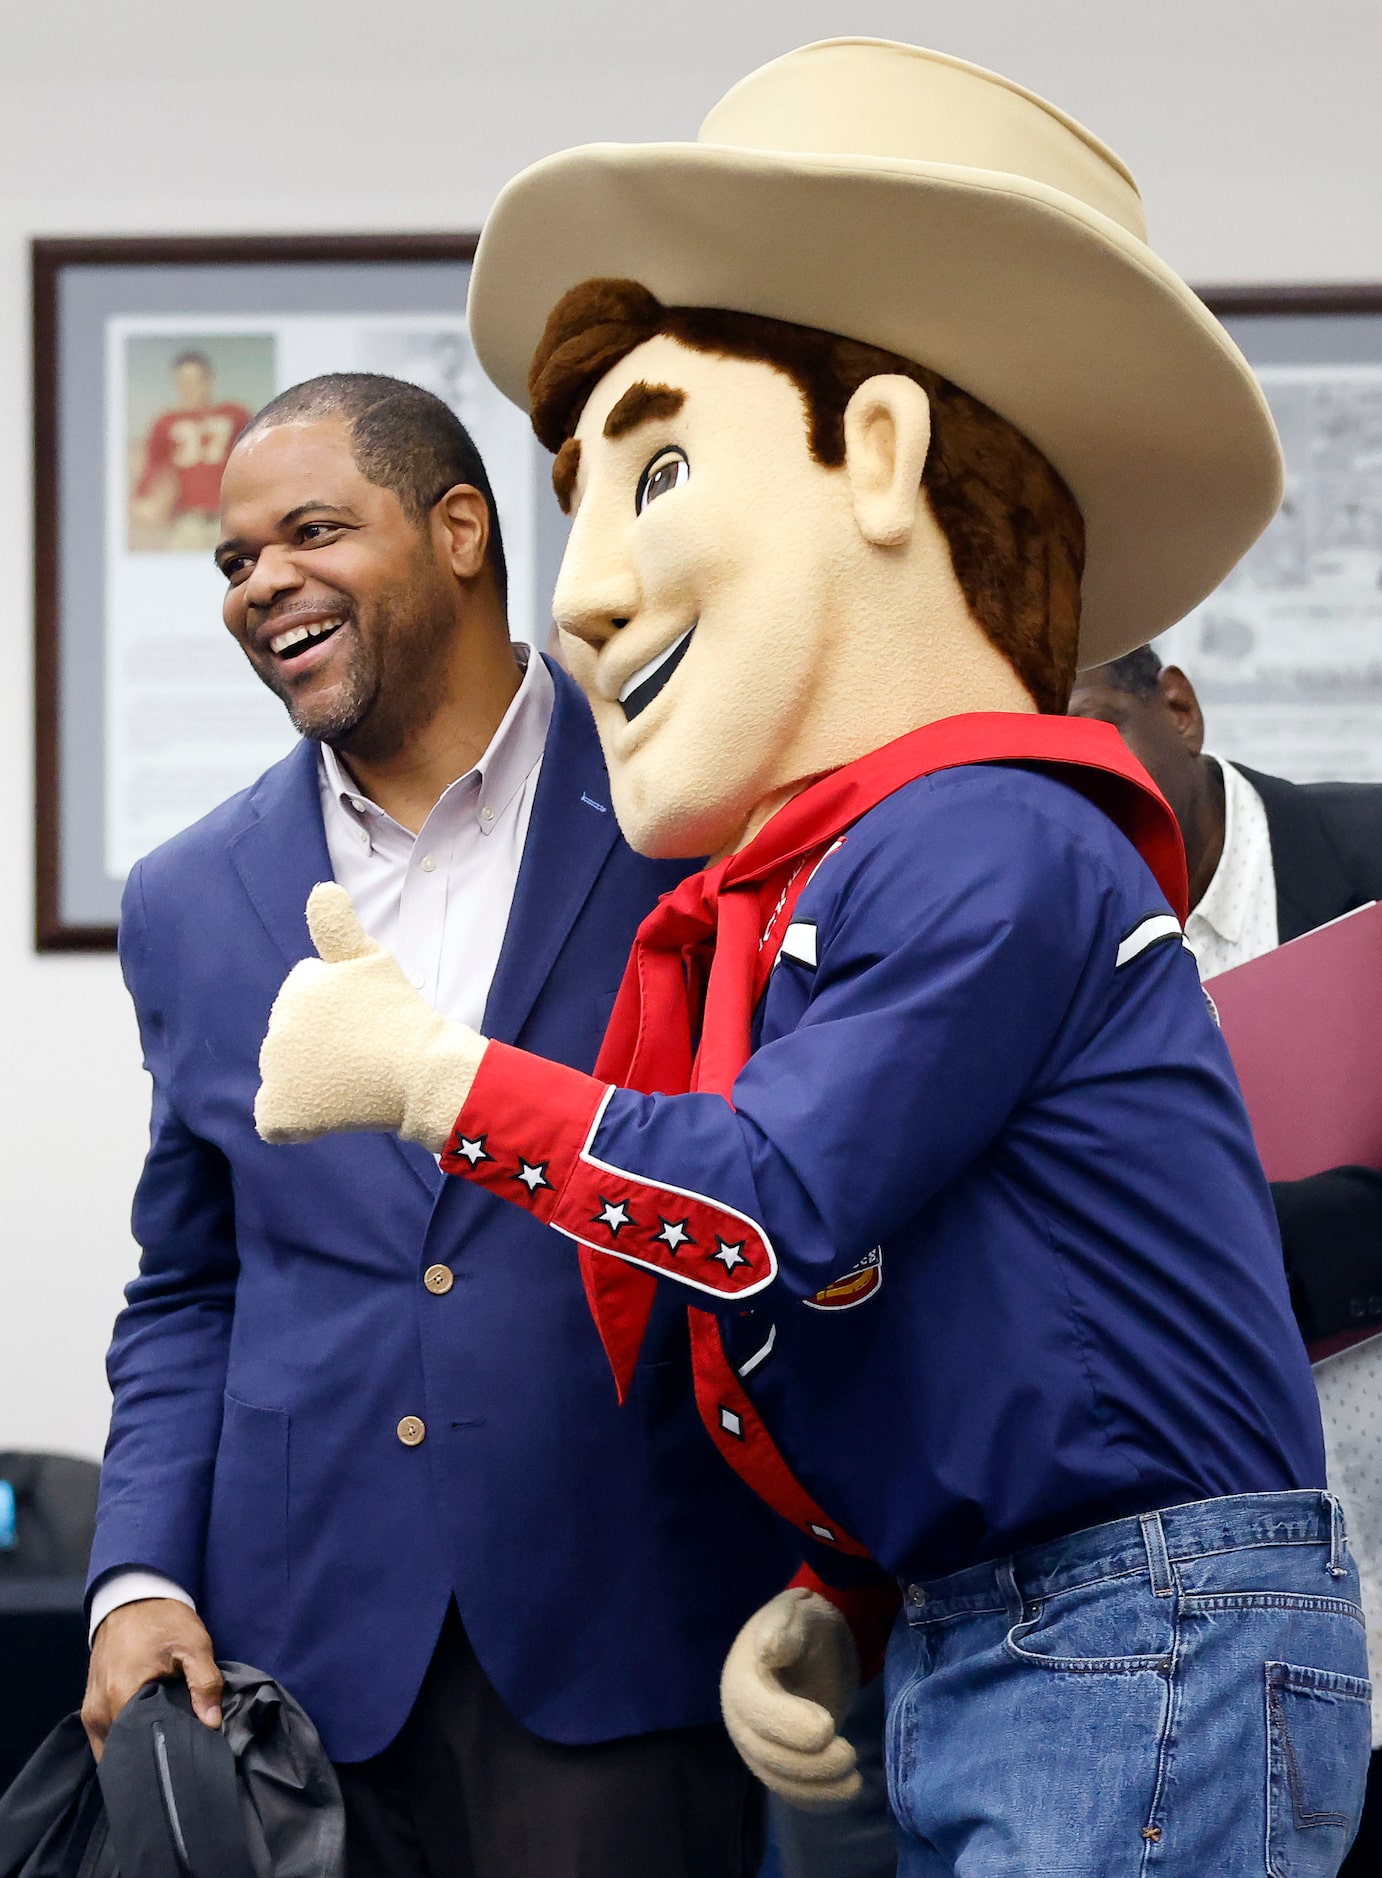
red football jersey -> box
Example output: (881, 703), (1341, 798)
(136, 401), (251, 516)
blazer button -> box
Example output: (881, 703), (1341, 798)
(424, 1265), (454, 1295)
(397, 1416), (426, 1447)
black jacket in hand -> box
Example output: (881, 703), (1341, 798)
(0, 1666), (342, 1878)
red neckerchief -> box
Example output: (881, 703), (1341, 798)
(580, 712), (1187, 1401)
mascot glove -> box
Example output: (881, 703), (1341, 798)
(255, 882), (487, 1153)
(720, 1588), (862, 1809)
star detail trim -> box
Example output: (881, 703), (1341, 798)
(709, 1238), (748, 1272)
(655, 1217), (694, 1253)
(512, 1158), (552, 1194)
(452, 1135), (491, 1167)
(594, 1196), (634, 1236)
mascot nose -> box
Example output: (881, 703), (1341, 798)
(553, 567), (641, 651)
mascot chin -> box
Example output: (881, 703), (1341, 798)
(256, 41), (1370, 1868)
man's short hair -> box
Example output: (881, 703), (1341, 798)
(528, 278), (1084, 714)
(173, 350), (213, 373)
(1090, 646), (1163, 699)
(243, 373), (507, 603)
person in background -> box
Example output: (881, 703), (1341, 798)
(1070, 644), (1382, 1876)
(84, 372), (792, 1878)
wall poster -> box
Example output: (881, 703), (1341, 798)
(1156, 287), (1382, 783)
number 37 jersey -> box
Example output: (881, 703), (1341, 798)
(137, 401), (251, 517)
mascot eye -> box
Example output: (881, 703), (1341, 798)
(635, 448), (689, 515)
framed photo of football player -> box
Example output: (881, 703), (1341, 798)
(34, 235), (563, 949)
(124, 333), (275, 554)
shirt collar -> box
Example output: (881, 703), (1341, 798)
(319, 642), (553, 838)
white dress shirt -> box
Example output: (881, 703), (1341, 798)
(1183, 757), (1279, 981)
(92, 646), (553, 1640)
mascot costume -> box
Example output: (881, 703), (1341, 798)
(255, 41), (1372, 1873)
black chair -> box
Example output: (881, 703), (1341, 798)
(0, 1453), (99, 1794)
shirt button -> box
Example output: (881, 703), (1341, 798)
(420, 854), (436, 873)
(424, 1265), (454, 1296)
(411, 974), (425, 990)
(906, 1583), (927, 1606)
(396, 1416), (426, 1447)
(351, 798), (366, 812)
(480, 806), (494, 822)
(357, 828), (369, 845)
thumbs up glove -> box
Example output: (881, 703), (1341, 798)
(720, 1588), (862, 1809)
(255, 882), (487, 1151)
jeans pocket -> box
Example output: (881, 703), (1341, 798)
(1002, 1574), (1173, 1673)
(1266, 1660), (1372, 1874)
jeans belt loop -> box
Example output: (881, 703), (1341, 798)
(1328, 1491), (1349, 1579)
(996, 1557), (1024, 1625)
(1140, 1511), (1174, 1597)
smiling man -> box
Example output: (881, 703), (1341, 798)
(84, 372), (792, 1878)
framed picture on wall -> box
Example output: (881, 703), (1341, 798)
(1157, 285), (1382, 784)
(33, 235), (566, 951)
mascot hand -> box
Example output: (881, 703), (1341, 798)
(720, 1588), (862, 1809)
(255, 883), (487, 1151)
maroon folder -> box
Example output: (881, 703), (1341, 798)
(1205, 899), (1382, 1183)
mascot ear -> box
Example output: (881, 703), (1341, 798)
(842, 375), (933, 549)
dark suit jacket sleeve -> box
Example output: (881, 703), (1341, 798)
(1271, 1167), (1382, 1349)
(86, 862), (239, 1606)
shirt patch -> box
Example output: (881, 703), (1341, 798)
(803, 1247), (883, 1311)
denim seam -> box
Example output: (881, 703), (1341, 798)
(1182, 1593), (1365, 1624)
(883, 1645), (930, 1840)
(915, 1536), (1338, 1626)
(915, 1560), (1147, 1625)
(1139, 1570), (1182, 1873)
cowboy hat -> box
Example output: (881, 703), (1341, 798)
(467, 37), (1282, 665)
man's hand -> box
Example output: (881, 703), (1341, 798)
(255, 883), (487, 1153)
(83, 1599), (223, 1760)
(720, 1587), (862, 1808)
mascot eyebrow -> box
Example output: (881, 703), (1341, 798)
(603, 381), (687, 439)
(552, 382), (688, 513)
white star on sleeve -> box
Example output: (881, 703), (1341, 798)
(454, 1136), (490, 1166)
(595, 1197), (633, 1235)
(655, 1218), (693, 1252)
(513, 1159), (551, 1193)
(710, 1239), (747, 1272)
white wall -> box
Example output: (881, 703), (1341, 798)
(2, 0), (1379, 1461)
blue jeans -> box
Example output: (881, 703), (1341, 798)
(884, 1491), (1371, 1876)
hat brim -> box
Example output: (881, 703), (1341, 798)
(469, 141), (1283, 665)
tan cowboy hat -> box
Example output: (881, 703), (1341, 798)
(467, 37), (1283, 666)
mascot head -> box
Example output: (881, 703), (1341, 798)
(469, 39), (1282, 856)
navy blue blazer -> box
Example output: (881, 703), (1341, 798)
(90, 662), (794, 1762)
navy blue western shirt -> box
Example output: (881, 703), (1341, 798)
(446, 764), (1325, 1584)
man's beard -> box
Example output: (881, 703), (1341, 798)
(252, 569), (459, 762)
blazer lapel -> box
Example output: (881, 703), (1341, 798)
(483, 659), (620, 1046)
(228, 739), (331, 969)
(1237, 764), (1358, 943)
(228, 738), (442, 1200)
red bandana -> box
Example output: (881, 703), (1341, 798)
(581, 712), (1187, 1404)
